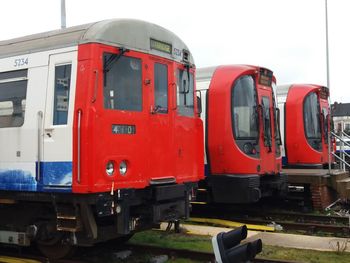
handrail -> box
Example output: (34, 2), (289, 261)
(332, 131), (350, 170)
(342, 150), (350, 159)
(332, 132), (350, 148)
(91, 69), (98, 103)
(37, 111), (43, 182)
(77, 109), (82, 183)
(332, 152), (350, 169)
(341, 131), (350, 140)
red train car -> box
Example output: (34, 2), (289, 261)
(0, 19), (203, 258)
(197, 65), (288, 203)
(277, 84), (331, 168)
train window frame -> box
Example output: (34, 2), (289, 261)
(322, 107), (329, 144)
(271, 84), (282, 156)
(154, 63), (168, 113)
(261, 96), (273, 148)
(53, 64), (72, 126)
(231, 75), (259, 140)
(231, 75), (260, 157)
(103, 53), (143, 112)
(176, 68), (194, 117)
(0, 69), (28, 128)
(303, 91), (322, 151)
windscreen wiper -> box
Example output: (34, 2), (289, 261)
(104, 47), (129, 72)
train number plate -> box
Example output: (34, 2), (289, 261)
(112, 124), (136, 134)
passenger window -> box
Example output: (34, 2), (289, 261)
(0, 69), (27, 128)
(53, 64), (71, 125)
(177, 69), (194, 117)
(104, 54), (142, 111)
(154, 63), (168, 113)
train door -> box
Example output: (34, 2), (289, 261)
(99, 50), (148, 186)
(42, 52), (77, 188)
(148, 60), (174, 180)
(259, 87), (276, 173)
(174, 66), (197, 181)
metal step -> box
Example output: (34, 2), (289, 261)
(56, 204), (81, 232)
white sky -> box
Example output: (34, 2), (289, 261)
(0, 0), (349, 103)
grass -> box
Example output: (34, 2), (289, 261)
(129, 230), (213, 253)
(260, 245), (350, 263)
(129, 230), (350, 263)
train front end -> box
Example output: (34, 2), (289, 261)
(197, 65), (287, 204)
(277, 84), (332, 168)
(0, 19), (203, 258)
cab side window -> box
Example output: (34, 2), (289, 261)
(53, 64), (71, 125)
(154, 63), (168, 113)
(177, 69), (194, 117)
(0, 69), (27, 128)
(104, 54), (142, 111)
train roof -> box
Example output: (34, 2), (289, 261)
(196, 66), (218, 82)
(277, 84), (326, 96)
(276, 84), (292, 97)
(197, 65), (273, 82)
(0, 19), (194, 64)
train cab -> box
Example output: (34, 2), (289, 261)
(196, 65), (288, 204)
(277, 84), (331, 168)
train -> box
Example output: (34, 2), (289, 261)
(196, 65), (288, 204)
(0, 19), (204, 258)
(276, 84), (332, 168)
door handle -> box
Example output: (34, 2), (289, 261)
(44, 128), (54, 138)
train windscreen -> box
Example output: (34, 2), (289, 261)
(231, 76), (258, 140)
(303, 92), (322, 150)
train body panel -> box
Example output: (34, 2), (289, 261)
(0, 47), (77, 192)
(197, 65), (287, 204)
(72, 43), (203, 193)
(0, 19), (203, 255)
(277, 84), (331, 168)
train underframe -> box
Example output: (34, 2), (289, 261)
(0, 182), (195, 258)
(206, 173), (288, 203)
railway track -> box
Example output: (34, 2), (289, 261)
(191, 203), (350, 235)
(224, 217), (350, 235)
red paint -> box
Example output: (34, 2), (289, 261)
(284, 84), (331, 166)
(207, 65), (281, 176)
(72, 43), (204, 193)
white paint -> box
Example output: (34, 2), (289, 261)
(0, 47), (77, 174)
(197, 80), (211, 165)
(43, 51), (77, 162)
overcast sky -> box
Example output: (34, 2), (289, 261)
(1, 0), (349, 103)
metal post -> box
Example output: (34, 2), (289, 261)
(325, 0), (332, 173)
(61, 0), (66, 29)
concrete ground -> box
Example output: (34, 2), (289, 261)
(161, 223), (350, 253)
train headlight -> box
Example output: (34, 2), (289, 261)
(243, 143), (256, 155)
(119, 161), (127, 176)
(106, 161), (115, 176)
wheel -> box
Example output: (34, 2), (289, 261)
(36, 226), (75, 259)
(37, 240), (75, 260)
